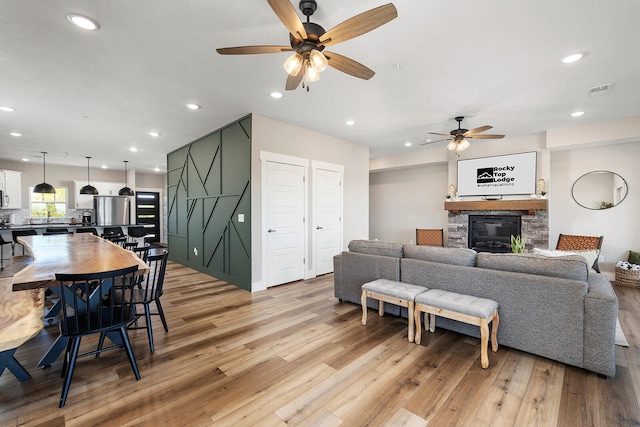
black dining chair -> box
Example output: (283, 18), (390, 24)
(44, 227), (71, 235)
(55, 265), (141, 407)
(75, 227), (98, 235)
(11, 229), (37, 255)
(126, 250), (169, 353)
(0, 234), (11, 270)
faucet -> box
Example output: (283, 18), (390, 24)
(47, 211), (52, 223)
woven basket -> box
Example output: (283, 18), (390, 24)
(615, 266), (640, 288)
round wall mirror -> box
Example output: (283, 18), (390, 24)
(571, 170), (628, 210)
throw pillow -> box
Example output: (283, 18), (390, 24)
(629, 250), (640, 265)
(532, 248), (600, 270)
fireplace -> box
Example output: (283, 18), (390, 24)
(468, 215), (521, 253)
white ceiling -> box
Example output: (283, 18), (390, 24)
(1, 0), (639, 172)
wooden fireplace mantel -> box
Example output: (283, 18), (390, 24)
(445, 199), (548, 215)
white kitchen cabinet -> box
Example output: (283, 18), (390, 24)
(0, 169), (22, 209)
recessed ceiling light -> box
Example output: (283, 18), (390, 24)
(149, 131), (160, 137)
(130, 147), (139, 152)
(571, 111), (585, 117)
(154, 167), (161, 172)
(561, 53), (584, 64)
(404, 142), (412, 147)
(270, 92), (283, 99)
(425, 138), (432, 143)
(66, 13), (100, 30)
(9, 132), (22, 137)
(0, 106), (15, 112)
(21, 158), (29, 162)
(101, 164), (107, 169)
(186, 103), (200, 110)
(345, 120), (355, 126)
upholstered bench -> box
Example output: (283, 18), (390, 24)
(414, 289), (499, 368)
(361, 279), (428, 342)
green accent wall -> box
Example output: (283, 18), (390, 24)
(167, 115), (252, 290)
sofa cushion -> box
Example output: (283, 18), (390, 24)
(348, 240), (404, 258)
(476, 252), (589, 282)
(403, 245), (477, 267)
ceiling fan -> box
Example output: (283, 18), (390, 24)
(421, 116), (505, 153)
(216, 0), (397, 91)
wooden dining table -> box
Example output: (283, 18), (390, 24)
(10, 233), (149, 367)
(12, 233), (149, 291)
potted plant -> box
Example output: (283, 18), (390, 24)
(511, 235), (526, 253)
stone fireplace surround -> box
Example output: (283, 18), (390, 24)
(445, 200), (549, 251)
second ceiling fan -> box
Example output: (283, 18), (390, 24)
(421, 116), (505, 153)
(216, 0), (397, 91)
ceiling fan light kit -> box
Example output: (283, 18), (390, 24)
(217, 0), (398, 91)
(422, 116), (505, 154)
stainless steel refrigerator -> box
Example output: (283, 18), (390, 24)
(94, 196), (131, 226)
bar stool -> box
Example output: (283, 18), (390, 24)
(11, 230), (37, 255)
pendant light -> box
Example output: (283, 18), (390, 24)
(79, 156), (99, 195)
(33, 151), (56, 194)
(118, 160), (134, 196)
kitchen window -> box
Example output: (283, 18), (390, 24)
(29, 187), (68, 218)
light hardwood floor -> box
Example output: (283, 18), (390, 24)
(1, 261), (639, 426)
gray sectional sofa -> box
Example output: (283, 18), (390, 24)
(333, 239), (618, 377)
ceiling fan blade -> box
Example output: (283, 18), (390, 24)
(285, 65), (305, 90)
(324, 51), (374, 80)
(319, 4), (398, 47)
(267, 0), (307, 40)
(467, 134), (505, 139)
(465, 125), (492, 135)
(428, 132), (452, 137)
(419, 138), (449, 146)
(216, 45), (292, 55)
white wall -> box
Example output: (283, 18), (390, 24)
(550, 141), (640, 278)
(250, 114), (370, 289)
(369, 163), (448, 243)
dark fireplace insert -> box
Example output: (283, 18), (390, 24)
(468, 215), (521, 253)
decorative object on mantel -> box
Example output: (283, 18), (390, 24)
(448, 184), (456, 198)
(536, 179), (546, 197)
(510, 235), (526, 253)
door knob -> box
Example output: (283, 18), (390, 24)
(268, 229), (276, 233)
(316, 226), (323, 230)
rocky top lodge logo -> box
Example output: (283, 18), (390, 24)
(476, 165), (516, 185)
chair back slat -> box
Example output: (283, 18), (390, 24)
(56, 265), (138, 336)
(416, 228), (444, 246)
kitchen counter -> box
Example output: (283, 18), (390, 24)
(0, 223), (98, 230)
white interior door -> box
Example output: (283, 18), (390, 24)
(266, 161), (305, 287)
(313, 163), (343, 276)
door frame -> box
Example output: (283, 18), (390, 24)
(260, 151), (310, 290)
(311, 160), (344, 277)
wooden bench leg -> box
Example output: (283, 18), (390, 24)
(491, 310), (499, 352)
(414, 305), (422, 345)
(408, 301), (415, 343)
(480, 318), (490, 369)
(361, 289), (368, 326)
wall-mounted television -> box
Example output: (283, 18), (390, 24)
(457, 151), (537, 197)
